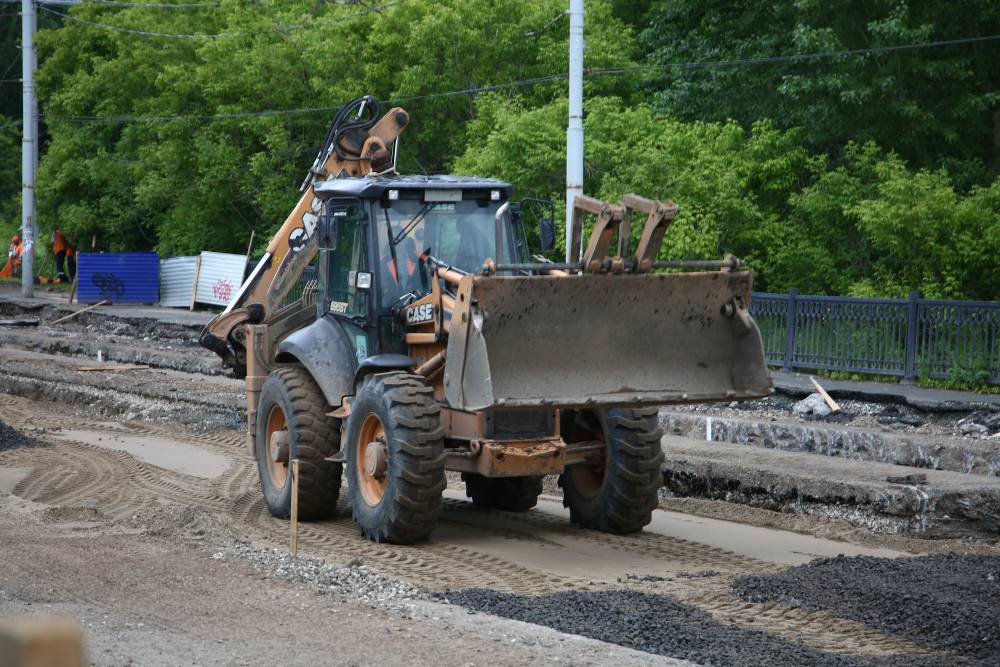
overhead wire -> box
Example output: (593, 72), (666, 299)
(37, 1), (402, 40)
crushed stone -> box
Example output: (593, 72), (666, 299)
(221, 541), (423, 609)
(437, 588), (985, 666)
(733, 553), (1000, 660)
(0, 418), (48, 451)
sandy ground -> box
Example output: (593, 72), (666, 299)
(0, 503), (679, 666)
(0, 392), (975, 665)
(1, 299), (998, 665)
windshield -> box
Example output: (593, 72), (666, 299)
(377, 199), (511, 305)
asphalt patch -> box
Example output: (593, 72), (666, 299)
(733, 554), (1000, 661)
(0, 419), (47, 451)
(439, 588), (979, 667)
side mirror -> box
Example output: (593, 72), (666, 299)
(539, 218), (555, 253)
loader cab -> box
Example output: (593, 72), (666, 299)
(313, 175), (518, 359)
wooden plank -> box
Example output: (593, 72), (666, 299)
(189, 255), (202, 311)
(78, 364), (150, 372)
(49, 300), (109, 325)
(809, 376), (842, 413)
(290, 459), (300, 557)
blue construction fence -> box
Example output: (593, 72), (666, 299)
(750, 290), (1000, 384)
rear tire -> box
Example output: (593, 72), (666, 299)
(462, 474), (543, 512)
(559, 408), (664, 534)
(255, 366), (342, 520)
(345, 372), (445, 544)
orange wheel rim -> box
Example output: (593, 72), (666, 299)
(356, 413), (389, 507)
(265, 405), (289, 488)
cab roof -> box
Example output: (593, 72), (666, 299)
(312, 174), (513, 201)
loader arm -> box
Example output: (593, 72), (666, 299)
(200, 99), (409, 376)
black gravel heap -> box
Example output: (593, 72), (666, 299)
(733, 553), (1000, 660)
(439, 588), (981, 667)
(0, 419), (46, 451)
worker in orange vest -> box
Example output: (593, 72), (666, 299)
(52, 229), (76, 283)
(0, 235), (22, 278)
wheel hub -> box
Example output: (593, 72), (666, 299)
(355, 413), (390, 506)
(364, 437), (388, 479)
(270, 430), (290, 463)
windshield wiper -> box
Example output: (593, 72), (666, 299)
(390, 202), (437, 246)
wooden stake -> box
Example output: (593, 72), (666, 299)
(809, 376), (842, 413)
(49, 300), (109, 325)
(244, 230), (255, 268)
(290, 458), (300, 557)
(67, 273), (77, 303)
(189, 255), (202, 311)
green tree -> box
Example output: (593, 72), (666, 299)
(641, 0), (1000, 180)
(33, 0), (634, 255)
(455, 95), (810, 268)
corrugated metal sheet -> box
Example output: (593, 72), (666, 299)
(159, 256), (198, 308)
(195, 251), (246, 307)
(77, 252), (160, 304)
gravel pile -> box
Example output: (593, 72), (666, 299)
(733, 553), (1000, 661)
(437, 588), (978, 666)
(0, 418), (47, 451)
(222, 541), (422, 609)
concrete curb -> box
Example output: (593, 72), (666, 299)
(660, 411), (1000, 477)
(660, 435), (1000, 538)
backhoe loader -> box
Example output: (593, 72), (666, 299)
(200, 95), (772, 543)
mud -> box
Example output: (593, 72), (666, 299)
(733, 553), (1000, 661)
(0, 301), (221, 376)
(0, 392), (951, 661)
(0, 348), (244, 432)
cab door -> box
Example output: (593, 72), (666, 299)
(317, 199), (373, 363)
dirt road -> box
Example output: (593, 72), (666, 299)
(1, 298), (998, 665)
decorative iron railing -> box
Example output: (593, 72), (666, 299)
(750, 290), (1000, 384)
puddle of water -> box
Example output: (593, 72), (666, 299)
(52, 430), (231, 479)
(0, 467), (31, 493)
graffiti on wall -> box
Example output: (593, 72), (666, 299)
(92, 272), (125, 301)
(212, 279), (233, 303)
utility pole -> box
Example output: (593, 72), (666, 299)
(21, 0), (37, 297)
(565, 0), (583, 262)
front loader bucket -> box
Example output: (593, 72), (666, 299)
(444, 271), (772, 412)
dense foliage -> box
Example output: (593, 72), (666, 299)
(0, 0), (997, 299)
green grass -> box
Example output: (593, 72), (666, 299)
(783, 367), (1000, 395)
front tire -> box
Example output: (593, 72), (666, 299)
(345, 372), (445, 544)
(559, 408), (664, 533)
(255, 366), (342, 520)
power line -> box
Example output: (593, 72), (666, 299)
(0, 0), (219, 6)
(593, 33), (1000, 76)
(40, 32), (1000, 124)
(40, 6), (222, 38)
(70, 1), (221, 8)
(47, 104), (350, 122)
(38, 1), (401, 40)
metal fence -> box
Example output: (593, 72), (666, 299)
(750, 290), (1000, 384)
